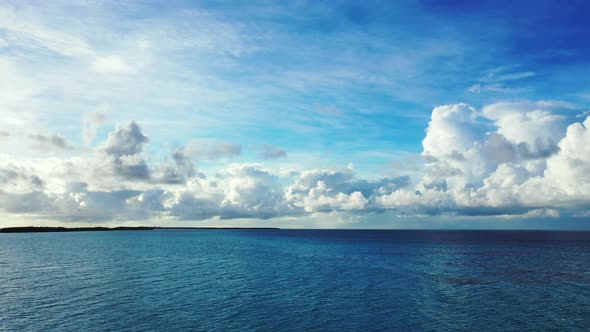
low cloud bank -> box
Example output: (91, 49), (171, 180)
(1, 101), (589, 223)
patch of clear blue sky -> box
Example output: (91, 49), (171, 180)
(44, 0), (590, 174)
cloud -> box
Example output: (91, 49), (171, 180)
(468, 84), (520, 94)
(482, 101), (566, 149)
(298, 180), (368, 212)
(217, 165), (286, 218)
(82, 107), (108, 145)
(484, 70), (536, 82)
(259, 145), (287, 160)
(0, 191), (53, 214)
(29, 134), (74, 152)
(0, 5), (93, 58)
(521, 116), (590, 203)
(468, 67), (536, 94)
(104, 121), (147, 156)
(130, 164), (291, 221)
(421, 103), (486, 190)
(285, 167), (409, 213)
(0, 183), (142, 221)
(1, 102), (590, 224)
(101, 121), (150, 180)
(419, 102), (572, 197)
(522, 208), (560, 219)
(372, 101), (590, 218)
(185, 139), (241, 160)
(91, 55), (133, 74)
(153, 147), (198, 185)
(0, 164), (44, 193)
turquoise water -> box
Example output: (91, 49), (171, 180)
(1, 229), (589, 331)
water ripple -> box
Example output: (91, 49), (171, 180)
(1, 230), (589, 331)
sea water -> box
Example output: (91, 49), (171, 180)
(1, 229), (589, 331)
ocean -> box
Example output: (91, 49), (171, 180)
(1, 229), (589, 331)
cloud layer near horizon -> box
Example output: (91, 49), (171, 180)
(1, 101), (588, 225)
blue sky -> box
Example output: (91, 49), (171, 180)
(1, 0), (590, 228)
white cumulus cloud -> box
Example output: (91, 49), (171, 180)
(1, 102), (589, 225)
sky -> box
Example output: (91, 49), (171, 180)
(1, 0), (590, 229)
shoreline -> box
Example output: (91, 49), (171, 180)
(0, 226), (280, 233)
(2, 227), (589, 234)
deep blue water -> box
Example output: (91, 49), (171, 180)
(1, 229), (589, 331)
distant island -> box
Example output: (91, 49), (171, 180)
(154, 227), (280, 230)
(0, 226), (155, 233)
(0, 226), (280, 233)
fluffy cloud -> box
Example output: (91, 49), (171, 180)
(482, 101), (566, 152)
(101, 122), (150, 180)
(406, 101), (590, 215)
(421, 103), (487, 190)
(285, 167), (408, 213)
(154, 148), (198, 185)
(298, 181), (368, 212)
(1, 102), (589, 224)
(517, 116), (590, 204)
